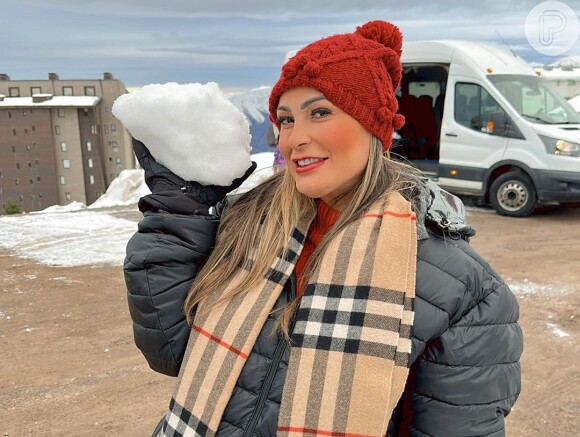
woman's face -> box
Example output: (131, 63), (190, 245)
(276, 87), (371, 206)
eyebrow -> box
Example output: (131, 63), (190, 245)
(277, 95), (327, 113)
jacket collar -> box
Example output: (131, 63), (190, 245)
(414, 179), (476, 241)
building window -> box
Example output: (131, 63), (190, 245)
(62, 86), (73, 96)
(59, 176), (66, 185)
(91, 125), (98, 135)
(86, 142), (92, 151)
(85, 86), (96, 96)
(16, 162), (20, 169)
(568, 80), (576, 86)
(65, 192), (71, 201)
(26, 144), (31, 151)
(115, 157), (122, 165)
(88, 158), (93, 168)
(60, 142), (67, 152)
(7, 111), (11, 118)
(104, 125), (109, 134)
(112, 141), (118, 152)
(95, 191), (102, 197)
(31, 125), (35, 132)
(28, 162), (32, 168)
(83, 108), (89, 117)
(62, 159), (70, 169)
(22, 110), (27, 117)
(29, 178), (34, 184)
(15, 178), (19, 185)
(12, 128), (16, 135)
(9, 87), (20, 97)
(35, 159), (39, 165)
(39, 193), (43, 198)
(19, 194), (24, 202)
(11, 145), (16, 152)
(89, 175), (95, 185)
(31, 86), (42, 95)
(57, 108), (65, 118)
(55, 125), (61, 135)
(111, 124), (117, 132)
(37, 176), (41, 182)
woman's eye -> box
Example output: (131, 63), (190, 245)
(311, 108), (331, 118)
(277, 115), (294, 125)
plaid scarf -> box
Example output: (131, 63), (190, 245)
(160, 191), (417, 437)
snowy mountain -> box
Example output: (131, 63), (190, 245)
(229, 86), (273, 154)
(544, 55), (580, 70)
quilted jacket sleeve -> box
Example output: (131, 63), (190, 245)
(407, 232), (523, 437)
(123, 211), (220, 377)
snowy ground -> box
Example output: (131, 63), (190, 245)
(0, 152), (275, 267)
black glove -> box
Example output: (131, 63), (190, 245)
(133, 138), (257, 215)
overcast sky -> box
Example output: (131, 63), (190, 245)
(3, 0), (579, 89)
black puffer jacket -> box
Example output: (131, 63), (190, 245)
(124, 185), (522, 437)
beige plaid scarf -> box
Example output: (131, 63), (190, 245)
(161, 191), (417, 437)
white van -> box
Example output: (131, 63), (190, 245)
(397, 41), (580, 216)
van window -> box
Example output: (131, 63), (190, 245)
(455, 83), (509, 134)
(489, 74), (580, 124)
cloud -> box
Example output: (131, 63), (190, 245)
(3, 0), (579, 87)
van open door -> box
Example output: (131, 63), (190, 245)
(394, 64), (449, 177)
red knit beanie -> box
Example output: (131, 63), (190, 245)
(269, 20), (405, 151)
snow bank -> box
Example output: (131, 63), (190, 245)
(0, 211), (137, 267)
(88, 169), (151, 209)
(31, 201), (87, 214)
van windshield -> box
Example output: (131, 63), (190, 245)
(488, 74), (580, 124)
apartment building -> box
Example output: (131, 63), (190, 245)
(0, 73), (134, 212)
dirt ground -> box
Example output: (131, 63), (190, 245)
(1, 205), (579, 436)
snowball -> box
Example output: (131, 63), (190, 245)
(112, 82), (252, 186)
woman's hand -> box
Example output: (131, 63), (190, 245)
(133, 138), (256, 214)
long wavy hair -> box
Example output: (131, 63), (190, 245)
(183, 136), (421, 338)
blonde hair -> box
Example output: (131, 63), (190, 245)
(183, 136), (421, 338)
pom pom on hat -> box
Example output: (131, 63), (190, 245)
(355, 20), (403, 56)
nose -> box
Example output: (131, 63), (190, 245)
(286, 119), (310, 150)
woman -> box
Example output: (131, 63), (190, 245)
(125, 20), (522, 437)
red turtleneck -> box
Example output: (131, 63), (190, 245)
(294, 200), (340, 297)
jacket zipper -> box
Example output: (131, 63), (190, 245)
(242, 274), (297, 437)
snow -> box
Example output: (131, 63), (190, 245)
(112, 82), (252, 186)
(546, 322), (571, 339)
(31, 201), (87, 214)
(0, 152), (276, 267)
(509, 279), (573, 297)
(545, 55), (580, 69)
(0, 210), (137, 267)
(229, 86), (270, 124)
(88, 169), (151, 209)
(0, 96), (101, 107)
(537, 68), (580, 81)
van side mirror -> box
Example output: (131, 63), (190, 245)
(489, 112), (508, 136)
(489, 112), (524, 139)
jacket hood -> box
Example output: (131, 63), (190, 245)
(414, 179), (476, 241)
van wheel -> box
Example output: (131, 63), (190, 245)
(490, 171), (537, 217)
